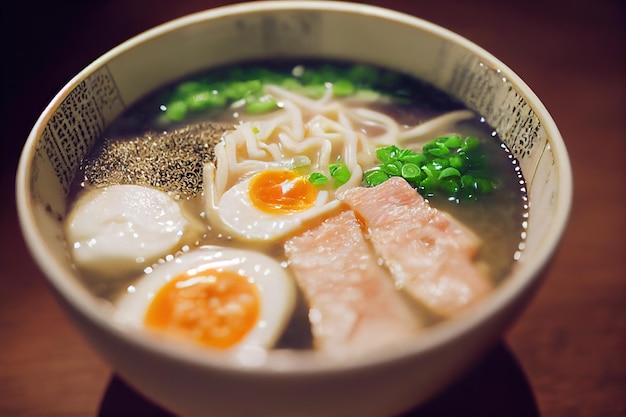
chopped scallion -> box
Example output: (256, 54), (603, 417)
(308, 172), (329, 186)
(329, 162), (351, 187)
(401, 163), (421, 179)
(362, 137), (496, 202)
(363, 169), (389, 187)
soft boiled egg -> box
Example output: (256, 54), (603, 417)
(216, 169), (340, 241)
(65, 184), (199, 279)
(115, 246), (296, 352)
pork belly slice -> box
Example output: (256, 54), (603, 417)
(340, 177), (492, 317)
(284, 210), (421, 355)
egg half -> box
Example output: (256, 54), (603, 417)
(217, 169), (340, 241)
(115, 246), (296, 351)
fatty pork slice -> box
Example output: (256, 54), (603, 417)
(340, 177), (492, 317)
(284, 210), (421, 356)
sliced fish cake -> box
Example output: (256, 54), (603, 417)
(284, 210), (421, 356)
(341, 177), (491, 317)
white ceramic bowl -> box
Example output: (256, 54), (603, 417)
(16, 2), (572, 417)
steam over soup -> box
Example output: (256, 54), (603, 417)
(66, 60), (527, 356)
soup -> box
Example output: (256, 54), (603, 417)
(65, 60), (527, 357)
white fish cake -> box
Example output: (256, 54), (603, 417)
(66, 184), (194, 279)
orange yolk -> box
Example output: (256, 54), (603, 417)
(248, 170), (318, 214)
(144, 270), (260, 350)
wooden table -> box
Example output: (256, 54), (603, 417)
(1, 1), (624, 416)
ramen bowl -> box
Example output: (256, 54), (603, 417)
(16, 2), (572, 417)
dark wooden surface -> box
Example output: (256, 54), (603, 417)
(1, 1), (624, 416)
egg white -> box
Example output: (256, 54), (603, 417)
(115, 246), (296, 351)
(216, 174), (340, 242)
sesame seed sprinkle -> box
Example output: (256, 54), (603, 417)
(82, 122), (231, 198)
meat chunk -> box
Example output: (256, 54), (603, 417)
(284, 210), (421, 355)
(340, 177), (491, 317)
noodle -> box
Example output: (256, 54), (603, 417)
(205, 85), (475, 208)
(398, 109), (475, 144)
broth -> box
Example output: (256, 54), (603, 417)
(67, 60), (527, 353)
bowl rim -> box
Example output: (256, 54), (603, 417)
(16, 0), (573, 376)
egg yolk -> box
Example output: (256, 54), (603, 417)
(144, 269), (260, 350)
(248, 170), (318, 214)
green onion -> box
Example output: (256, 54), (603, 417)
(176, 81), (203, 95)
(332, 79), (355, 96)
(301, 84), (328, 98)
(246, 96), (278, 114)
(401, 163), (421, 179)
(440, 178), (461, 196)
(443, 135), (462, 148)
(346, 65), (379, 86)
(461, 174), (475, 188)
(363, 138), (496, 202)
(462, 136), (481, 151)
(164, 100), (188, 121)
(431, 158), (450, 170)
(426, 146), (450, 157)
(224, 80), (262, 100)
(159, 63), (421, 122)
(449, 156), (465, 169)
(329, 162), (351, 187)
(474, 177), (495, 193)
(376, 146), (399, 163)
(419, 164), (433, 179)
(419, 176), (438, 194)
(308, 172), (329, 186)
(398, 151), (425, 165)
(281, 78), (302, 90)
(381, 162), (402, 176)
(363, 169), (389, 187)
(438, 167), (461, 180)
(187, 90), (227, 110)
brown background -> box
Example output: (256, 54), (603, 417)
(1, 1), (624, 416)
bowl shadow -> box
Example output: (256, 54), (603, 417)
(97, 341), (539, 417)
